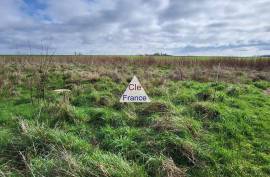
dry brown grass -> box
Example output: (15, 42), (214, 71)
(1, 55), (269, 85)
(264, 88), (270, 95)
(162, 158), (187, 177)
(1, 55), (270, 70)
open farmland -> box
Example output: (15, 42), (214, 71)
(0, 56), (270, 177)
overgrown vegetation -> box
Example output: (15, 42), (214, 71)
(0, 56), (270, 177)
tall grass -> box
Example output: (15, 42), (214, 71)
(1, 55), (270, 70)
(0, 55), (270, 176)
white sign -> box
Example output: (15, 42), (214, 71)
(120, 76), (151, 103)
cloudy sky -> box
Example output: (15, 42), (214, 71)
(0, 0), (270, 56)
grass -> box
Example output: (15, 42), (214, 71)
(0, 56), (270, 177)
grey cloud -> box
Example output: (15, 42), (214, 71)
(173, 40), (270, 54)
(0, 0), (270, 55)
(206, 22), (228, 28)
(159, 0), (210, 22)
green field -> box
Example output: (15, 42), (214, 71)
(0, 56), (270, 177)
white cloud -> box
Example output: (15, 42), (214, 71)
(0, 0), (269, 55)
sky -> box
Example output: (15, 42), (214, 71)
(0, 0), (270, 56)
